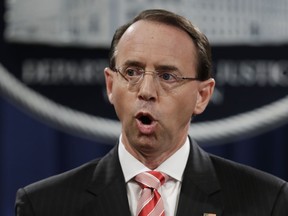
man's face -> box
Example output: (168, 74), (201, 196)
(105, 20), (214, 163)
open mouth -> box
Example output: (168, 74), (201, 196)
(135, 112), (157, 134)
(139, 115), (152, 125)
(136, 113), (154, 125)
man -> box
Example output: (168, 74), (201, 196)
(15, 9), (288, 216)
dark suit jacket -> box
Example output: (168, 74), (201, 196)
(15, 139), (288, 216)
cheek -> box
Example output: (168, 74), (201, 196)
(176, 101), (195, 122)
(112, 96), (125, 121)
(178, 98), (198, 125)
(162, 96), (196, 127)
(111, 88), (133, 121)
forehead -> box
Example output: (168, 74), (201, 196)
(115, 20), (197, 72)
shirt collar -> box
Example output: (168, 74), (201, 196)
(118, 135), (190, 182)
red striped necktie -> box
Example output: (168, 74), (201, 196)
(135, 171), (168, 216)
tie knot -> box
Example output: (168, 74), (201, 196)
(135, 171), (168, 190)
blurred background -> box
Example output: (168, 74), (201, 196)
(1, 1), (288, 215)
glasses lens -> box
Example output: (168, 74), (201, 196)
(115, 67), (191, 96)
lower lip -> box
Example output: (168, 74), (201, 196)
(136, 119), (157, 134)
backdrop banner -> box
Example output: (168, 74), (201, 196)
(1, 1), (288, 216)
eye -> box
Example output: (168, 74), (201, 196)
(159, 72), (178, 82)
(125, 67), (142, 77)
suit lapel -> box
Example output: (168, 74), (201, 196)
(86, 145), (131, 216)
(83, 139), (223, 216)
(176, 139), (223, 216)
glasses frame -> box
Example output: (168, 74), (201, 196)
(112, 67), (201, 84)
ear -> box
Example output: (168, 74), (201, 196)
(193, 78), (215, 115)
(104, 67), (114, 104)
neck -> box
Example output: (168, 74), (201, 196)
(135, 153), (169, 170)
(122, 137), (186, 170)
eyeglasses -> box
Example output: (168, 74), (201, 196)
(112, 66), (200, 94)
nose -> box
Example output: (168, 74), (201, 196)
(137, 73), (158, 101)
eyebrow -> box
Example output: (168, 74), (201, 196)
(121, 60), (145, 68)
(121, 60), (181, 73)
(154, 65), (180, 73)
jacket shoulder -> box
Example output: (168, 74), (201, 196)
(24, 158), (101, 194)
(210, 154), (286, 189)
(210, 154), (288, 214)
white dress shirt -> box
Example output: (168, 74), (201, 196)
(118, 135), (190, 216)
